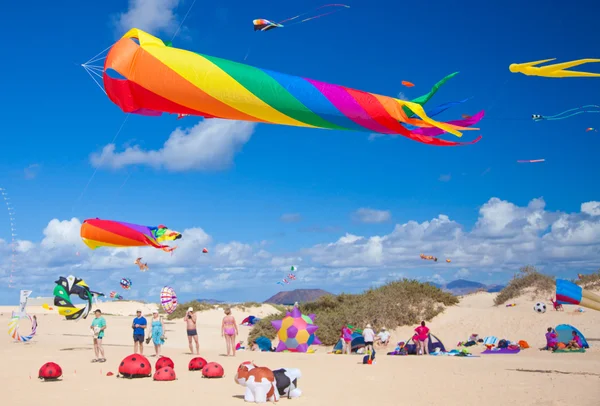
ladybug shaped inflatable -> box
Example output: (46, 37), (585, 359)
(118, 354), (152, 378)
(188, 357), (207, 371)
(202, 362), (224, 378)
(153, 366), (176, 381)
(38, 362), (62, 381)
(155, 356), (174, 370)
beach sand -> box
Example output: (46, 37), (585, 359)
(3, 294), (600, 406)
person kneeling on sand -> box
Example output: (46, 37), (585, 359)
(543, 327), (558, 351)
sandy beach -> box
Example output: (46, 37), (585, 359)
(3, 294), (599, 406)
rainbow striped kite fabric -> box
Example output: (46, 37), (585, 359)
(80, 218), (181, 253)
(102, 28), (481, 146)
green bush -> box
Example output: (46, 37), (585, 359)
(248, 279), (458, 346)
(166, 300), (216, 320)
(494, 265), (555, 305)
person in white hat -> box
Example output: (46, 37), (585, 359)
(376, 327), (391, 348)
(184, 307), (199, 354)
(363, 323), (375, 353)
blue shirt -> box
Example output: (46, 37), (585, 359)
(133, 317), (147, 335)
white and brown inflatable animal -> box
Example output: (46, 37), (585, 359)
(235, 362), (279, 403)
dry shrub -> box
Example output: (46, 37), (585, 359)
(576, 270), (600, 290)
(248, 279), (458, 346)
(166, 300), (215, 320)
(494, 266), (554, 305)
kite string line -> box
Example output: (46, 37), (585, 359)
(71, 114), (130, 212)
(171, 0), (198, 41)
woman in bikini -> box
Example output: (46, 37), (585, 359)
(221, 308), (239, 356)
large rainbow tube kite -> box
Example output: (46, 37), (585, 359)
(80, 218), (182, 253)
(556, 279), (600, 311)
(101, 28), (481, 146)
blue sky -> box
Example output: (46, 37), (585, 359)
(0, 0), (599, 304)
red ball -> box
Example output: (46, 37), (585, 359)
(153, 366), (176, 381)
(38, 362), (62, 380)
(202, 362), (224, 378)
(188, 357), (207, 371)
(118, 354), (152, 378)
(155, 357), (174, 370)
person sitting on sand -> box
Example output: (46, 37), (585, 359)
(221, 307), (239, 356)
(566, 331), (582, 349)
(363, 324), (375, 353)
(376, 327), (390, 347)
(414, 321), (430, 355)
(544, 327), (558, 351)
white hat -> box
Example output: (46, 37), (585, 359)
(152, 309), (158, 314)
(188, 307), (194, 312)
(382, 327), (387, 330)
(366, 324), (372, 328)
(136, 309), (142, 312)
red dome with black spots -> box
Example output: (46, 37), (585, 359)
(153, 366), (176, 381)
(38, 362), (62, 380)
(188, 357), (207, 371)
(118, 354), (152, 378)
(155, 356), (174, 370)
(202, 362), (224, 378)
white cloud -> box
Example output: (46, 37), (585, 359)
(454, 268), (470, 279)
(582, 202), (600, 216)
(90, 119), (256, 172)
(307, 197), (600, 273)
(352, 208), (391, 224)
(24, 164), (40, 180)
(397, 92), (408, 100)
(3, 197), (600, 303)
(113, 0), (181, 37)
(280, 213), (302, 223)
(438, 174), (451, 182)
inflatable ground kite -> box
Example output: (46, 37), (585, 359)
(556, 279), (600, 311)
(8, 314), (37, 342)
(53, 275), (93, 320)
(98, 28), (482, 146)
(271, 307), (321, 352)
(80, 218), (181, 253)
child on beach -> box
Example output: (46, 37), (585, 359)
(221, 307), (239, 356)
(90, 309), (106, 363)
(566, 331), (582, 349)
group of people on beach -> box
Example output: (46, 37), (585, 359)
(338, 321), (431, 355)
(88, 306), (240, 362)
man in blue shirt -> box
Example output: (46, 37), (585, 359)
(132, 310), (147, 354)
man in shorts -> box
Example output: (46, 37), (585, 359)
(185, 307), (200, 354)
(132, 310), (147, 354)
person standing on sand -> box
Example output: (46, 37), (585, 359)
(363, 324), (375, 353)
(90, 309), (106, 363)
(341, 325), (353, 355)
(185, 307), (200, 354)
(151, 310), (165, 357)
(221, 307), (239, 356)
(132, 310), (147, 355)
(415, 321), (430, 355)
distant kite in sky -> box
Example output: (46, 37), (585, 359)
(401, 81), (415, 88)
(120, 278), (132, 290)
(517, 159), (545, 163)
(202, 248), (208, 254)
(509, 58), (600, 78)
(135, 257), (149, 271)
(586, 127), (597, 132)
(80, 218), (181, 253)
(95, 29), (481, 147)
(253, 4), (350, 32)
(532, 105), (600, 121)
(556, 279), (600, 311)
(420, 254), (438, 262)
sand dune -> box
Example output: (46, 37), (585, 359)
(3, 294), (600, 406)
